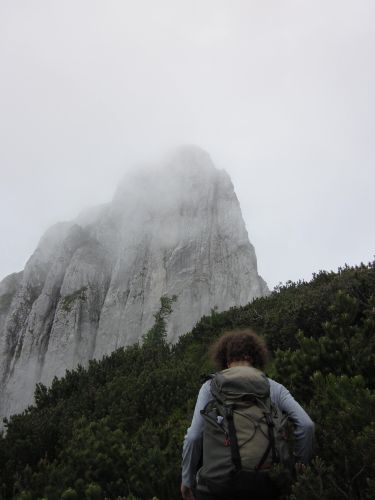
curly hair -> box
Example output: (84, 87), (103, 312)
(210, 329), (269, 371)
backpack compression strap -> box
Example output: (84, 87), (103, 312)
(226, 405), (242, 471)
(256, 413), (277, 471)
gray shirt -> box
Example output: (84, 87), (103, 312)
(182, 378), (315, 488)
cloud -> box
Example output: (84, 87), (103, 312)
(0, 0), (374, 288)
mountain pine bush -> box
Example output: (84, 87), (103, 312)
(0, 263), (374, 499)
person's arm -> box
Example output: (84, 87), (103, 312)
(181, 380), (212, 496)
(269, 379), (315, 464)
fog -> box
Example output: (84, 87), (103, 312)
(1, 0), (374, 289)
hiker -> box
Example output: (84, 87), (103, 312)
(181, 329), (315, 500)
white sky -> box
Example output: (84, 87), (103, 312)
(1, 0), (374, 289)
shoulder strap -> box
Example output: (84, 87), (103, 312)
(200, 373), (214, 384)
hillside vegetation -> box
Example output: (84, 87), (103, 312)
(0, 263), (374, 500)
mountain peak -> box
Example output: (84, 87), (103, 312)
(0, 147), (268, 418)
(168, 144), (213, 164)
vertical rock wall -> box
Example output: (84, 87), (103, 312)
(0, 146), (268, 417)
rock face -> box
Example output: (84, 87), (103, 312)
(0, 146), (268, 417)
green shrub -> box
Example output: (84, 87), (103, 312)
(0, 263), (374, 499)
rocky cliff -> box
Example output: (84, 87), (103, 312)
(0, 146), (268, 417)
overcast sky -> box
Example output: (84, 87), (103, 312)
(1, 0), (374, 290)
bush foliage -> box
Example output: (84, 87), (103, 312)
(0, 263), (374, 499)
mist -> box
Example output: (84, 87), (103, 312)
(1, 0), (374, 289)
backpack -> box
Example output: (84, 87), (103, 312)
(197, 366), (292, 494)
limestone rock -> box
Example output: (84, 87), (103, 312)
(0, 146), (268, 417)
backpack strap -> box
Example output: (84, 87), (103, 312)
(256, 413), (277, 470)
(200, 373), (215, 384)
(225, 404), (242, 472)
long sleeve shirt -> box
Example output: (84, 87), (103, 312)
(182, 378), (315, 488)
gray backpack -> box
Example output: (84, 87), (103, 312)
(197, 366), (291, 494)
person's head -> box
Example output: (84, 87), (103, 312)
(210, 329), (269, 371)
